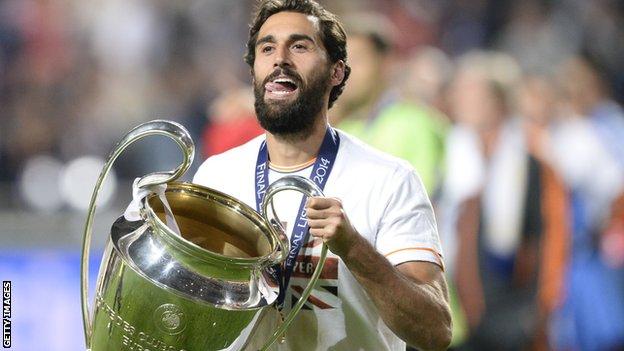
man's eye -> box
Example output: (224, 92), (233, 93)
(261, 46), (274, 53)
(292, 44), (307, 51)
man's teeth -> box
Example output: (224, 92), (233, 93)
(273, 78), (295, 84)
(272, 90), (291, 95)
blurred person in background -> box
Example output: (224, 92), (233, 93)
(545, 55), (624, 351)
(0, 0), (256, 193)
(516, 74), (571, 350)
(400, 46), (454, 122)
(0, 0), (76, 183)
(332, 13), (448, 196)
(557, 56), (624, 175)
(565, 56), (624, 270)
(441, 51), (562, 350)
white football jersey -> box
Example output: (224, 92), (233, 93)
(193, 129), (443, 350)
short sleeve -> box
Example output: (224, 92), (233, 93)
(192, 155), (228, 192)
(375, 166), (444, 270)
(192, 157), (214, 187)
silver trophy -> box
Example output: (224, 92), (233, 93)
(81, 120), (327, 350)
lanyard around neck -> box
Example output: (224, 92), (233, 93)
(254, 127), (340, 306)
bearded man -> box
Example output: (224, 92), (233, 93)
(193, 1), (452, 350)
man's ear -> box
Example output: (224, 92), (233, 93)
(330, 60), (346, 87)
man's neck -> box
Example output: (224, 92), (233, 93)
(265, 117), (328, 167)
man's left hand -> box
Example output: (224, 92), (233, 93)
(306, 197), (359, 257)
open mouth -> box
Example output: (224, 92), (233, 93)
(264, 76), (299, 100)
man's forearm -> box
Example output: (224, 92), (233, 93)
(305, 197), (452, 349)
(341, 235), (452, 351)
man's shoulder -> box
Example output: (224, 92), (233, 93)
(193, 134), (265, 185)
(336, 129), (414, 178)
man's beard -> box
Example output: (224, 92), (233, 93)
(254, 66), (330, 138)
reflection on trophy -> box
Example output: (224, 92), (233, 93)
(80, 120), (327, 350)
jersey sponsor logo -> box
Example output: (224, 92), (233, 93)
(291, 255), (338, 280)
(288, 252), (340, 310)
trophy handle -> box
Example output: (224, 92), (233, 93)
(80, 120), (194, 349)
(259, 175), (329, 351)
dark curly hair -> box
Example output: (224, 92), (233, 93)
(244, 0), (351, 109)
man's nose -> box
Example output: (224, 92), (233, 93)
(274, 45), (293, 68)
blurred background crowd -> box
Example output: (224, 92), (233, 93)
(1, 0), (623, 350)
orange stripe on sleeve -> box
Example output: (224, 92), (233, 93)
(384, 247), (445, 271)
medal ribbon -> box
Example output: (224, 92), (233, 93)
(254, 127), (340, 306)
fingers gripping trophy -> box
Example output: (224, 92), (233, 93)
(81, 120), (328, 351)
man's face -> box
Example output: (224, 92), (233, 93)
(252, 11), (333, 137)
